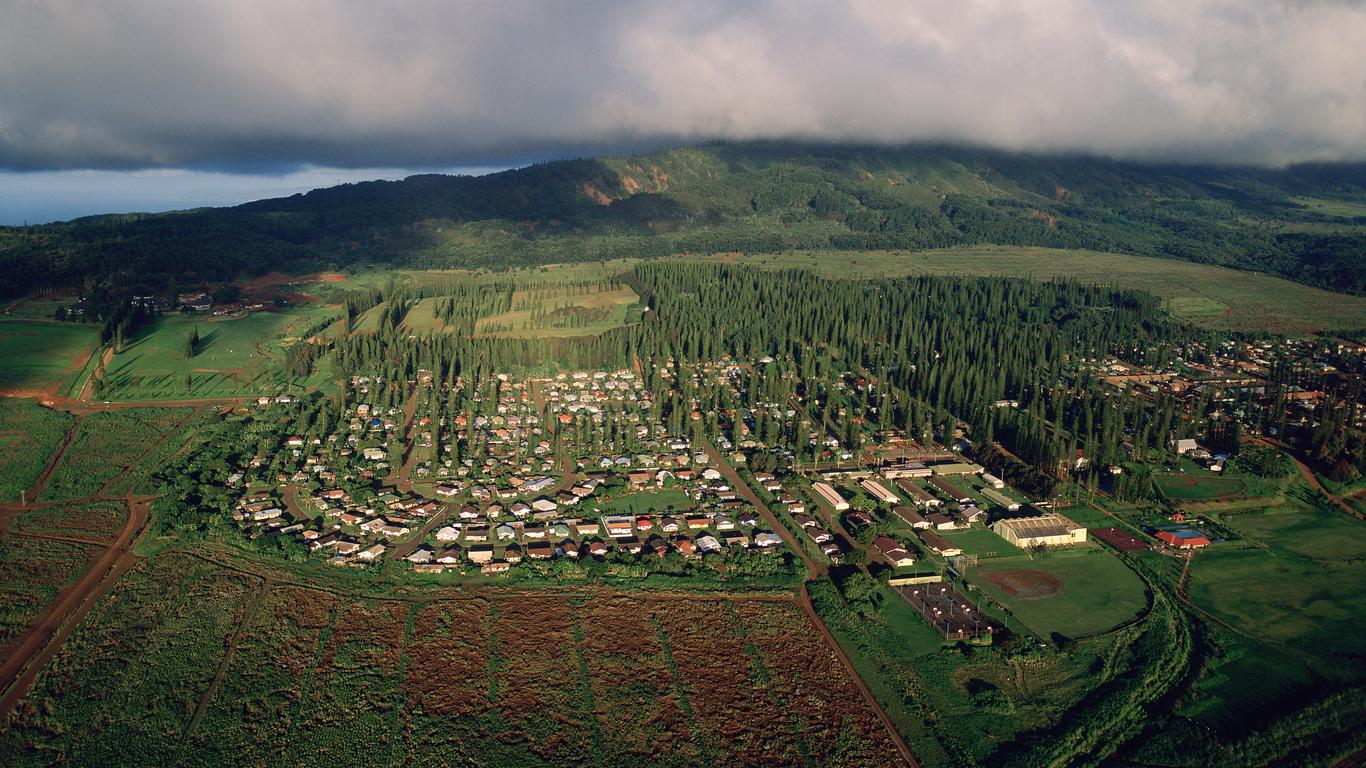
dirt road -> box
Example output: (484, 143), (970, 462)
(699, 438), (915, 766)
(0, 494), (151, 719)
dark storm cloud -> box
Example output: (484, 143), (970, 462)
(1, 0), (1364, 171)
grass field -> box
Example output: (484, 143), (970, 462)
(704, 247), (1366, 333)
(0, 399), (72, 503)
(0, 551), (904, 767)
(98, 310), (335, 401)
(592, 489), (693, 516)
(1154, 472), (1248, 501)
(971, 551), (1148, 638)
(475, 284), (643, 338)
(0, 318), (101, 394)
(939, 527), (1021, 558)
(1220, 507), (1366, 561)
(1291, 197), (1366, 218)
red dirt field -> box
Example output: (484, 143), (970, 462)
(981, 569), (1065, 600)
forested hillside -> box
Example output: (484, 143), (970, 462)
(3, 142), (1365, 298)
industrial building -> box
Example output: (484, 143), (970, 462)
(992, 513), (1087, 548)
(811, 482), (850, 511)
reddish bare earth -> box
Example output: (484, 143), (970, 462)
(982, 569), (1065, 599)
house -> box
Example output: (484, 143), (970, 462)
(527, 541), (555, 559)
(406, 546), (434, 564)
(981, 473), (1006, 489)
(893, 505), (930, 529)
(357, 544), (386, 561)
(958, 505), (987, 524)
(918, 531), (962, 557)
(805, 528), (834, 545)
(792, 513), (820, 529)
(603, 515), (635, 538)
(588, 540), (609, 556)
(466, 546), (494, 564)
(753, 532), (784, 548)
(873, 535), (916, 567)
(695, 535), (722, 553)
(927, 512), (958, 530)
(481, 561), (511, 574)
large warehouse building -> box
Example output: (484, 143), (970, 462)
(992, 513), (1088, 548)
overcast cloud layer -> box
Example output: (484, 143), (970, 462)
(2, 0), (1366, 173)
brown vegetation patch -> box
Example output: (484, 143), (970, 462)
(982, 569), (1065, 599)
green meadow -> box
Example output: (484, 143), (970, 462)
(705, 247), (1366, 334)
(0, 318), (100, 393)
(98, 310), (335, 401)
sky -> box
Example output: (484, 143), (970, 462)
(2, 0), (1365, 224)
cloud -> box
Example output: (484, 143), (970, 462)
(1, 0), (1364, 171)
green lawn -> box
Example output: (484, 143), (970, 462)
(1188, 547), (1366, 658)
(1220, 507), (1366, 561)
(0, 318), (101, 393)
(940, 527), (1022, 558)
(972, 551), (1149, 639)
(592, 489), (693, 515)
(98, 311), (333, 400)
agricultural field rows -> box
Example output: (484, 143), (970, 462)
(0, 399), (72, 503)
(38, 408), (190, 501)
(1, 552), (903, 767)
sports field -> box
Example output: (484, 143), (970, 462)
(1153, 472), (1247, 501)
(972, 551), (1148, 638)
(703, 247), (1366, 333)
(0, 318), (100, 394)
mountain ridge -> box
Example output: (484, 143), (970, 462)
(3, 141), (1364, 298)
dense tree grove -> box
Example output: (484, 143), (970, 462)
(317, 262), (1199, 487)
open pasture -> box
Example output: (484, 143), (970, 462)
(972, 551), (1148, 639)
(0, 552), (904, 767)
(98, 310), (333, 400)
(1219, 506), (1366, 561)
(0, 319), (100, 395)
(1187, 547), (1366, 663)
(704, 247), (1366, 334)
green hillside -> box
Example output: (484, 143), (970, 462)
(3, 142), (1365, 300)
